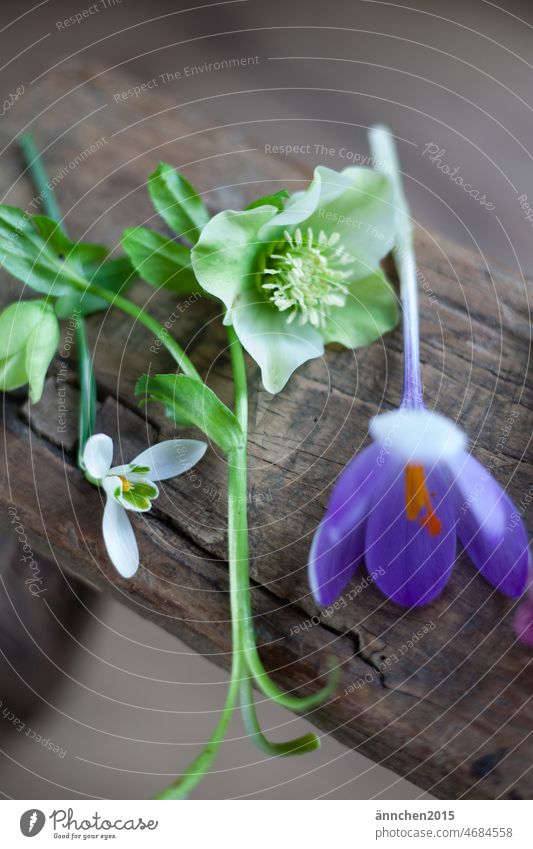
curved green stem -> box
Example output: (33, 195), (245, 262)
(19, 132), (63, 224)
(244, 640), (339, 711)
(154, 331), (248, 798)
(226, 326), (338, 713)
(73, 277), (201, 382)
(239, 675), (320, 756)
(75, 317), (96, 466)
(19, 132), (97, 463)
(154, 651), (243, 800)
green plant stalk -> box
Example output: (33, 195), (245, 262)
(156, 327), (324, 798)
(239, 675), (320, 756)
(154, 331), (251, 798)
(154, 652), (243, 800)
(154, 393), (248, 799)
(153, 441), (248, 799)
(226, 327), (338, 713)
(68, 274), (200, 383)
(19, 132), (96, 463)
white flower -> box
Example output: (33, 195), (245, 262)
(83, 433), (207, 577)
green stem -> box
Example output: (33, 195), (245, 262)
(81, 278), (201, 381)
(75, 316), (96, 466)
(154, 651), (243, 800)
(18, 132), (97, 462)
(19, 132), (63, 224)
(154, 343), (247, 798)
(226, 326), (338, 713)
(239, 675), (320, 756)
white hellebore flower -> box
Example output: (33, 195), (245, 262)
(83, 433), (207, 578)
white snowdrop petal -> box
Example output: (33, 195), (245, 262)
(83, 433), (113, 479)
(102, 489), (139, 578)
(131, 439), (207, 481)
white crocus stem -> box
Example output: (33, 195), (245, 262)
(83, 434), (207, 577)
(368, 125), (423, 409)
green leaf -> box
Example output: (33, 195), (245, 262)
(54, 257), (135, 318)
(148, 163), (210, 244)
(0, 207), (94, 297)
(32, 215), (110, 270)
(136, 373), (243, 453)
(0, 300), (60, 402)
(245, 190), (289, 212)
(122, 226), (199, 295)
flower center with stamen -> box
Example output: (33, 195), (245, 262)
(259, 227), (354, 327)
(119, 475), (134, 493)
(404, 464), (442, 537)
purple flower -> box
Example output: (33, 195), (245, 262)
(308, 126), (530, 609)
(309, 408), (529, 607)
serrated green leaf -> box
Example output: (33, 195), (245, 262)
(136, 373), (243, 453)
(0, 299), (60, 402)
(245, 189), (289, 212)
(122, 226), (198, 295)
(148, 163), (210, 244)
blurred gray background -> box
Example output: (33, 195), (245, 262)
(0, 0), (532, 799)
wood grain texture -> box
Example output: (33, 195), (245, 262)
(1, 64), (532, 800)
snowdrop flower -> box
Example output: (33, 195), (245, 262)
(308, 127), (529, 608)
(83, 433), (207, 577)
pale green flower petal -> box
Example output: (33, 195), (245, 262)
(232, 290), (324, 394)
(260, 166), (394, 269)
(322, 270), (399, 348)
(191, 205), (278, 316)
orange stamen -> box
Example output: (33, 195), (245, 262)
(404, 464), (442, 537)
(119, 475), (134, 493)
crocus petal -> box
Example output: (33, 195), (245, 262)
(102, 479), (139, 577)
(309, 512), (365, 606)
(327, 443), (383, 537)
(365, 463), (457, 606)
(83, 433), (113, 480)
(232, 289), (324, 394)
(130, 439), (207, 481)
(322, 270), (399, 348)
(308, 444), (382, 605)
(191, 205), (278, 315)
(446, 451), (529, 597)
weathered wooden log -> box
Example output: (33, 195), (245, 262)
(0, 64), (532, 799)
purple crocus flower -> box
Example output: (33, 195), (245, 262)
(308, 126), (530, 608)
